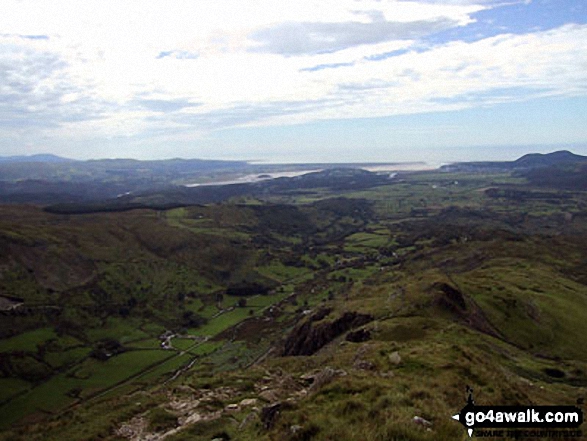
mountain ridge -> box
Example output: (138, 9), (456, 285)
(0, 154), (73, 163)
(440, 149), (587, 172)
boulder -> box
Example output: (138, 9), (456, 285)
(388, 351), (402, 365)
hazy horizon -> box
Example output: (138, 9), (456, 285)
(3, 143), (587, 168)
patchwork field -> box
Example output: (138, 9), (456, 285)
(1, 164), (587, 439)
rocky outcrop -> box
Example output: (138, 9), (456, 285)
(433, 282), (466, 312)
(261, 402), (282, 429)
(301, 367), (347, 392)
(282, 309), (373, 356)
(345, 328), (371, 343)
(432, 282), (502, 339)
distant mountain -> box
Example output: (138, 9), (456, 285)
(513, 150), (587, 167)
(0, 156), (249, 185)
(441, 150), (587, 172)
(0, 154), (73, 163)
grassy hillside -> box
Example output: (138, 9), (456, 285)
(0, 169), (586, 440)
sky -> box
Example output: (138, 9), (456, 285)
(0, 0), (586, 164)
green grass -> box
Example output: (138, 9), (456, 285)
(0, 375), (78, 429)
(190, 308), (253, 337)
(0, 328), (57, 353)
(86, 318), (149, 343)
(126, 338), (164, 350)
(137, 353), (195, 382)
(198, 341), (252, 372)
(44, 347), (91, 369)
(0, 378), (30, 404)
(185, 298), (204, 313)
(189, 341), (223, 356)
(137, 341), (225, 382)
(147, 407), (178, 432)
(246, 293), (288, 308)
(165, 207), (252, 240)
(256, 261), (310, 282)
(265, 232), (303, 244)
(0, 267), (49, 304)
(172, 338), (198, 351)
(195, 303), (220, 319)
(0, 347), (176, 429)
(219, 295), (242, 309)
(327, 266), (378, 283)
(71, 350), (173, 395)
(344, 232), (390, 249)
(455, 260), (587, 361)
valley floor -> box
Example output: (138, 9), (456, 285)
(0, 169), (586, 440)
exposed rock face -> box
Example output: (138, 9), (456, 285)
(345, 328), (371, 343)
(261, 402), (282, 429)
(433, 282), (466, 311)
(282, 309), (373, 356)
(432, 282), (502, 339)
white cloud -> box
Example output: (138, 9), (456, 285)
(0, 0), (585, 154)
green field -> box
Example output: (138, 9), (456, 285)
(0, 378), (30, 404)
(86, 318), (150, 343)
(190, 308), (254, 337)
(0, 349), (174, 429)
(256, 261), (311, 282)
(0, 328), (57, 353)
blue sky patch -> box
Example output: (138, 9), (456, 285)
(156, 50), (199, 60)
(300, 62), (355, 72)
(364, 48), (410, 61)
(424, 0), (587, 46)
(21, 34), (49, 40)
